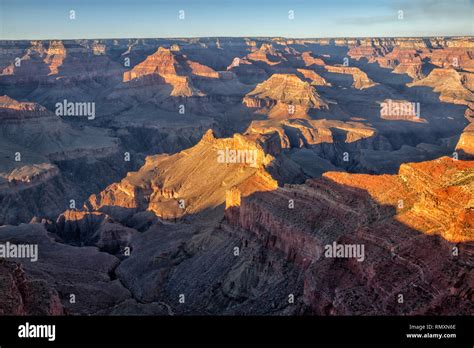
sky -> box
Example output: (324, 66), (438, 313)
(0, 0), (473, 40)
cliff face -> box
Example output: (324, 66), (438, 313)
(390, 50), (425, 80)
(394, 159), (474, 242)
(225, 157), (474, 314)
(244, 74), (325, 107)
(123, 47), (178, 79)
(186, 60), (220, 78)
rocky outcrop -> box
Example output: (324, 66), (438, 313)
(296, 69), (331, 86)
(246, 43), (285, 66)
(123, 47), (199, 96)
(0, 164), (59, 193)
(390, 50), (425, 80)
(243, 74), (328, 118)
(324, 65), (378, 89)
(186, 60), (219, 78)
(301, 52), (326, 67)
(123, 47), (221, 97)
(86, 129), (278, 220)
(246, 118), (376, 149)
(456, 123), (474, 158)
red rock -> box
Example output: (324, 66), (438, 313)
(225, 157), (474, 314)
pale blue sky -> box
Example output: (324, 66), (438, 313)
(0, 0), (472, 40)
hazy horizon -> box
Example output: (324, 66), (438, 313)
(1, 35), (474, 42)
(1, 0), (472, 40)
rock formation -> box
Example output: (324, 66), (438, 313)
(456, 123), (474, 158)
(296, 69), (331, 86)
(301, 52), (326, 67)
(123, 47), (201, 97)
(246, 43), (286, 66)
(86, 130), (278, 220)
(324, 65), (378, 89)
(348, 37), (474, 74)
(243, 74), (328, 118)
(246, 118), (376, 149)
(408, 68), (474, 109)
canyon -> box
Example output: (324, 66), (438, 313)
(0, 36), (472, 315)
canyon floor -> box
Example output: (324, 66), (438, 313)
(0, 37), (473, 315)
